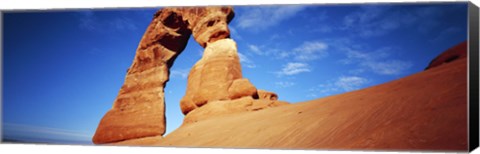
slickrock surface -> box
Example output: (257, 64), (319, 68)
(113, 43), (468, 151)
(182, 96), (289, 124)
(153, 54), (467, 151)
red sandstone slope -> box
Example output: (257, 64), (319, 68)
(425, 41), (467, 70)
(150, 56), (467, 151)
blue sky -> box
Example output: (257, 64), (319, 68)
(2, 3), (468, 144)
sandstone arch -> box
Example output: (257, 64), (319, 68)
(93, 6), (288, 144)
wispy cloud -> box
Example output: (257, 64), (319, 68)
(269, 34), (284, 41)
(340, 5), (460, 38)
(301, 11), (331, 33)
(362, 60), (413, 75)
(3, 123), (91, 143)
(78, 10), (96, 31)
(276, 62), (311, 76)
(229, 26), (243, 40)
(429, 27), (461, 43)
(339, 45), (412, 75)
(342, 5), (401, 37)
(108, 17), (138, 31)
(275, 81), (295, 88)
(77, 10), (139, 32)
(292, 41), (329, 61)
(171, 69), (190, 79)
(307, 76), (369, 97)
(248, 44), (263, 55)
(236, 5), (306, 31)
(335, 76), (369, 91)
(261, 40), (329, 61)
(238, 52), (256, 68)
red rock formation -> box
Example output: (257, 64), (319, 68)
(181, 7), (235, 48)
(93, 7), (468, 149)
(228, 79), (258, 100)
(181, 39), (249, 114)
(92, 8), (192, 144)
(93, 6), (286, 144)
(179, 38), (289, 115)
(180, 43), (289, 123)
(257, 90), (279, 100)
(425, 41), (467, 70)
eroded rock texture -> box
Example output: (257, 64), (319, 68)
(181, 7), (234, 48)
(93, 6), (287, 144)
(180, 39), (250, 114)
(92, 8), (193, 144)
(180, 39), (288, 123)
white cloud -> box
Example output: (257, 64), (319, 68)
(341, 6), (401, 37)
(340, 5), (455, 38)
(339, 46), (412, 75)
(277, 51), (291, 59)
(293, 41), (329, 61)
(275, 81), (295, 88)
(341, 47), (390, 64)
(362, 60), (413, 75)
(335, 76), (369, 91)
(238, 52), (256, 68)
(248, 44), (263, 55)
(171, 69), (189, 79)
(307, 76), (369, 97)
(108, 17), (138, 31)
(267, 41), (329, 61)
(276, 62), (311, 76)
(77, 11), (138, 32)
(236, 5), (306, 31)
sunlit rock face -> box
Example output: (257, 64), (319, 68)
(180, 39), (289, 123)
(93, 6), (287, 144)
(180, 39), (247, 115)
(92, 7), (193, 144)
(182, 7), (235, 48)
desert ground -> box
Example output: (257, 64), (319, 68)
(111, 47), (467, 151)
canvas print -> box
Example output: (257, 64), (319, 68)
(1, 2), (476, 152)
